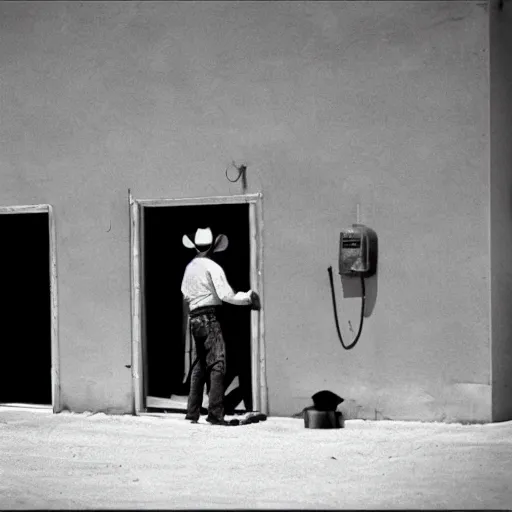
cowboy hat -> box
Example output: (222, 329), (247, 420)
(182, 227), (229, 253)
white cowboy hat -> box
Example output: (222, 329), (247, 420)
(182, 227), (229, 253)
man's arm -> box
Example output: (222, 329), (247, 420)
(208, 265), (252, 306)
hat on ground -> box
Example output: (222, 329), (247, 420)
(183, 227), (229, 253)
(311, 390), (344, 411)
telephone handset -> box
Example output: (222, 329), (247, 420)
(328, 224), (377, 350)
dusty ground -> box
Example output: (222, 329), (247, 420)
(0, 406), (511, 510)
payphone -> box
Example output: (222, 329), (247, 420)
(328, 224), (377, 350)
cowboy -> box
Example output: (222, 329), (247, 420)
(181, 227), (261, 426)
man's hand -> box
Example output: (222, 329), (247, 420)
(250, 291), (261, 311)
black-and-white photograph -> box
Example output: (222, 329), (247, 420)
(0, 0), (511, 509)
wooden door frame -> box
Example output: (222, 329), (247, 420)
(0, 204), (60, 412)
(129, 193), (267, 416)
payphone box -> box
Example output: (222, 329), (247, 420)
(338, 224), (377, 278)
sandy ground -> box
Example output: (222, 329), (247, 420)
(1, 406), (512, 510)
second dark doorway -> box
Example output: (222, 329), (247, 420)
(0, 212), (52, 406)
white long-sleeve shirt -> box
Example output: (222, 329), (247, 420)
(181, 256), (252, 311)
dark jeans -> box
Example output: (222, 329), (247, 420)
(186, 309), (226, 422)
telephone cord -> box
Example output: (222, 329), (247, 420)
(327, 266), (365, 350)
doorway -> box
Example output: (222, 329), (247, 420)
(130, 194), (266, 416)
(0, 208), (55, 407)
(144, 203), (251, 412)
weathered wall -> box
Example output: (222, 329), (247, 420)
(490, 0), (512, 422)
(0, 1), (490, 420)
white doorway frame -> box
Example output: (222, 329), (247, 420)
(0, 204), (60, 412)
(129, 193), (267, 415)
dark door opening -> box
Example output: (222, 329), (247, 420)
(142, 203), (252, 413)
(0, 213), (52, 406)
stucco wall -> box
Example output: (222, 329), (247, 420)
(0, 1), (490, 420)
(490, 0), (512, 422)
